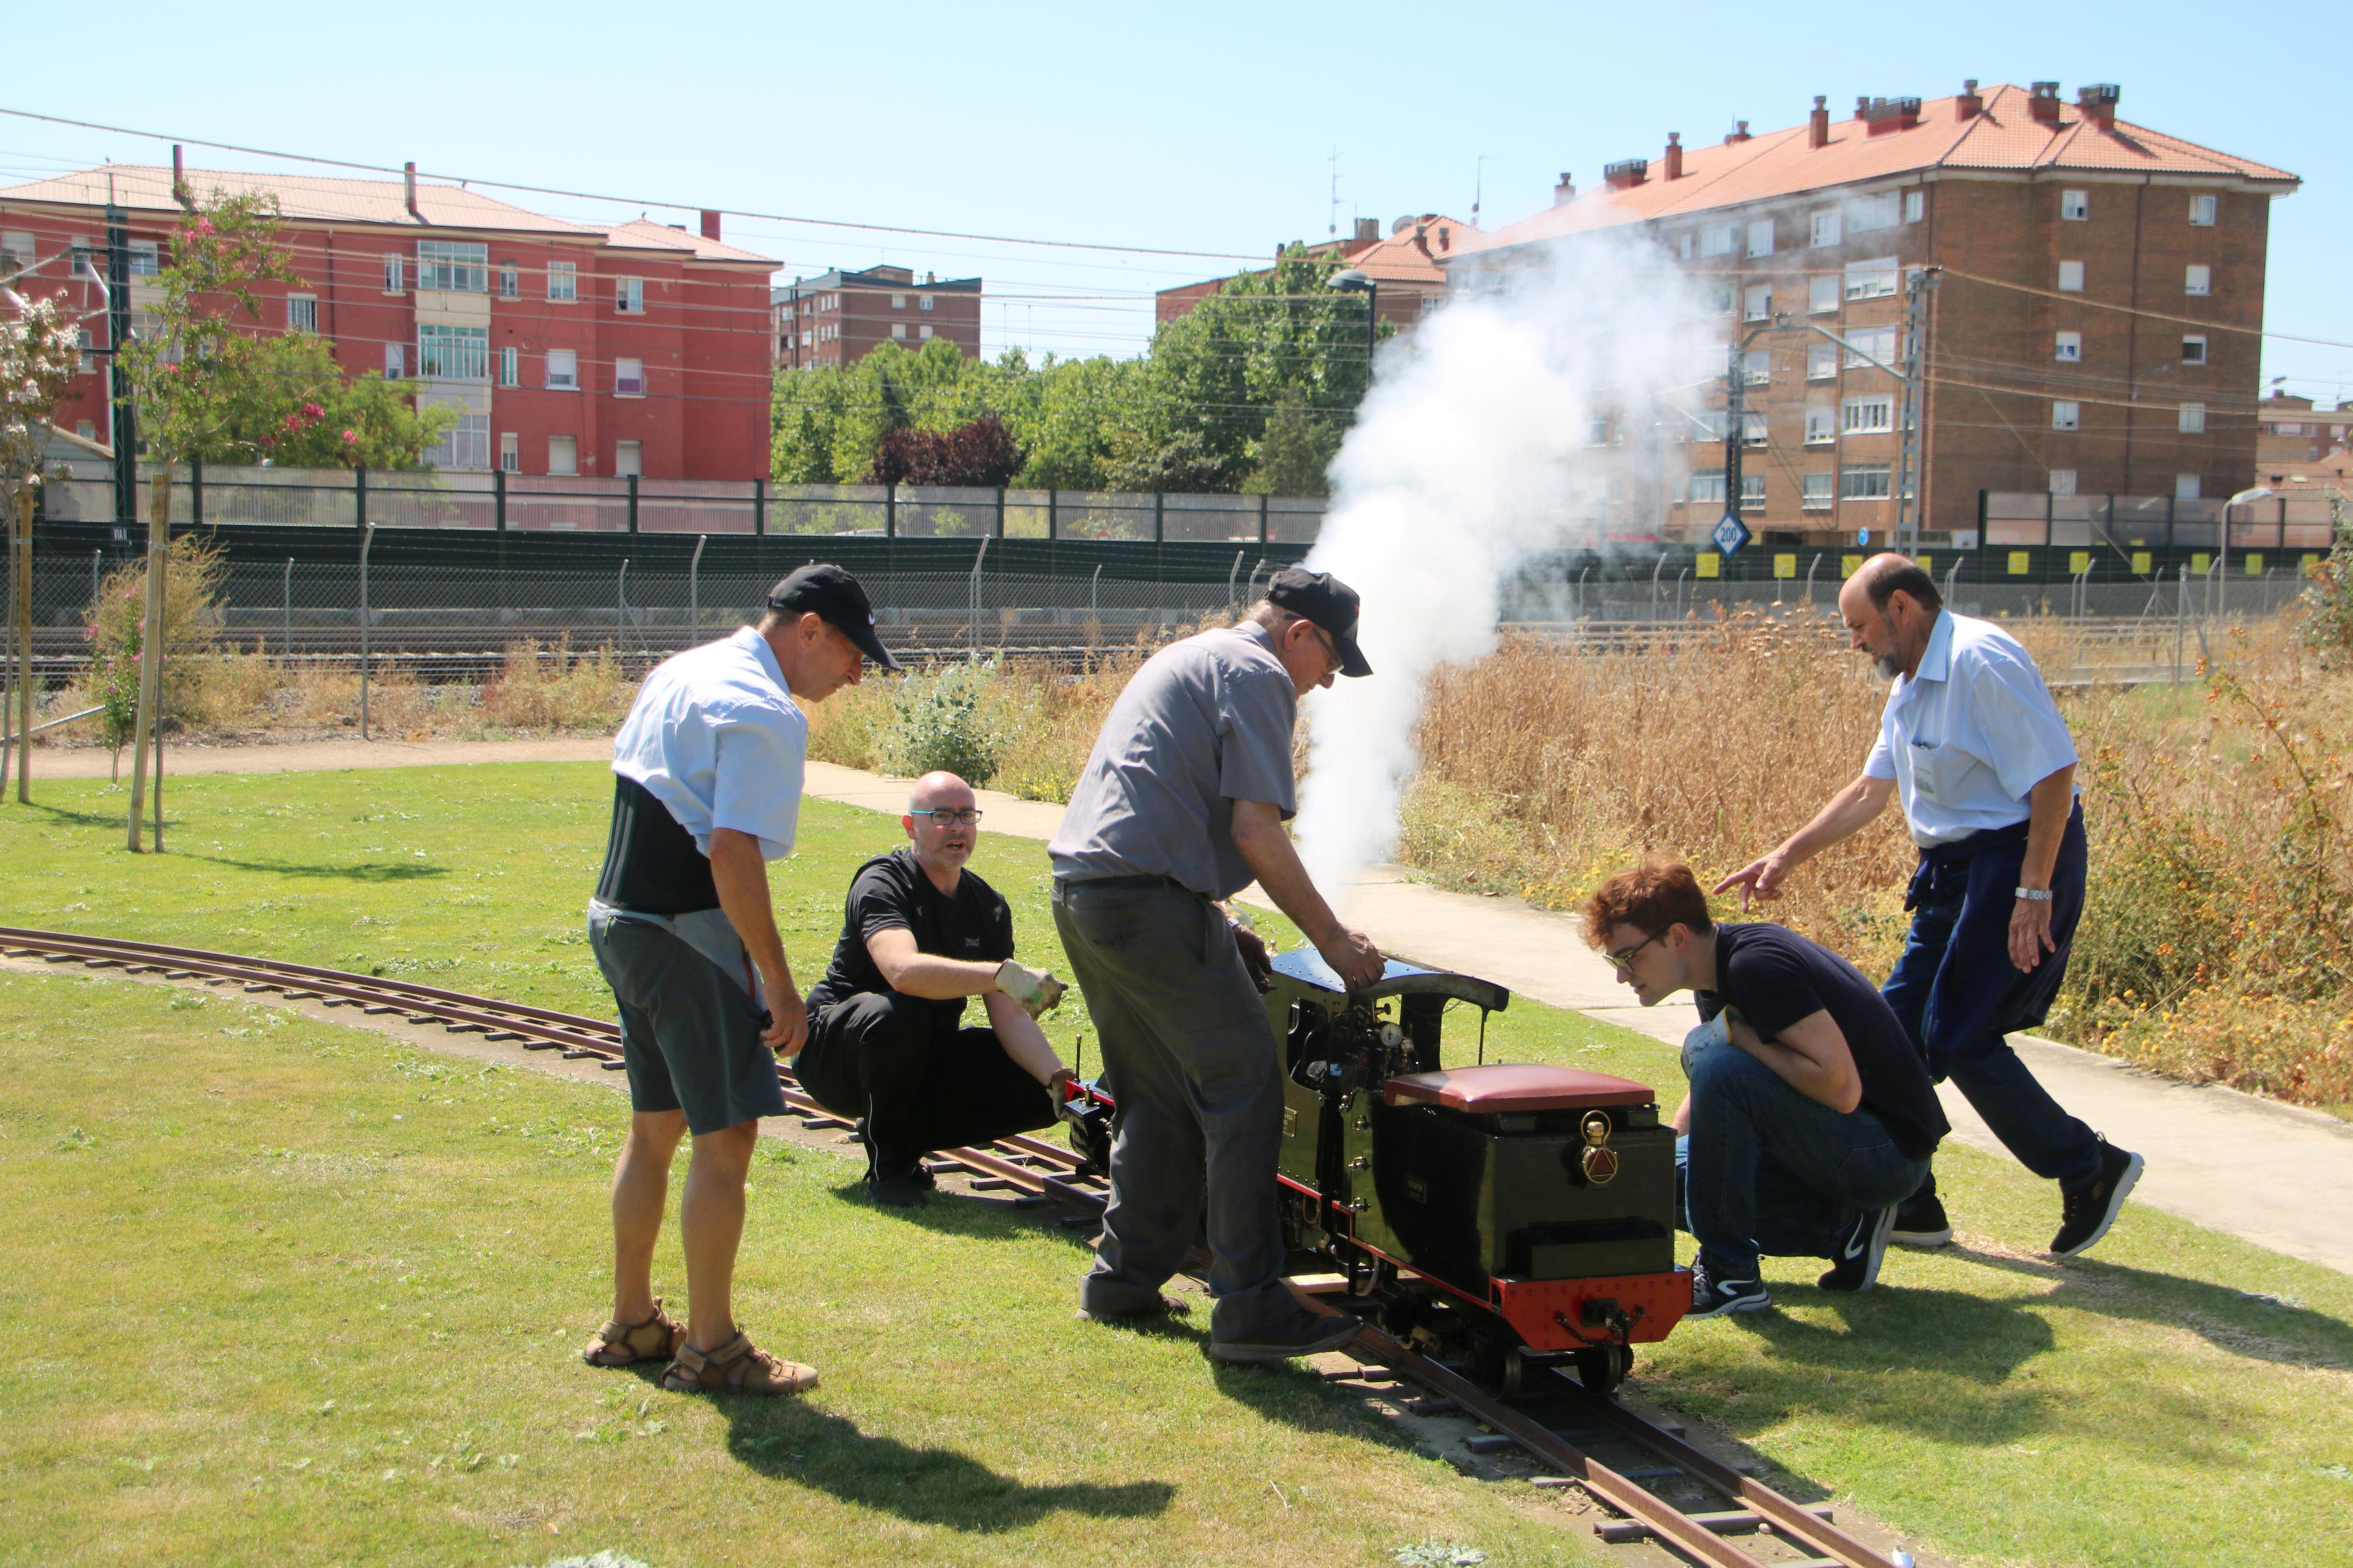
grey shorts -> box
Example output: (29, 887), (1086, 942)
(588, 915), (787, 1136)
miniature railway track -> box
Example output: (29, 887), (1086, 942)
(5, 925), (1901, 1568)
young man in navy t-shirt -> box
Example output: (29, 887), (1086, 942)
(1584, 863), (1949, 1316)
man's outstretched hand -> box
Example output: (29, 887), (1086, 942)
(995, 959), (1068, 1019)
(1712, 853), (1790, 912)
(1316, 926), (1385, 991)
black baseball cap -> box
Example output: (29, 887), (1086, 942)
(765, 563), (902, 670)
(1266, 567), (1371, 678)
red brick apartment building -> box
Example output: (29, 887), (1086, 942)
(1156, 215), (1474, 330)
(0, 161), (778, 481)
(1449, 82), (2299, 545)
(2256, 391), (2352, 471)
(772, 265), (982, 370)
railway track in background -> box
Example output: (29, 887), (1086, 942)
(2, 925), (1908, 1568)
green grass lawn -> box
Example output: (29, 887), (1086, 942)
(5, 767), (2352, 1567)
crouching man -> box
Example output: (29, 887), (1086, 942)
(1584, 864), (1949, 1317)
(797, 770), (1076, 1206)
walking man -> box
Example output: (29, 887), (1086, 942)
(1050, 568), (1385, 1362)
(1717, 554), (2142, 1258)
(1586, 863), (1948, 1315)
(580, 564), (898, 1395)
(798, 770), (1077, 1206)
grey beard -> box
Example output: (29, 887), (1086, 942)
(1871, 650), (1905, 682)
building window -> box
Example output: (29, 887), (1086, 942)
(385, 343), (406, 379)
(1684, 409), (1726, 442)
(919, 324), (934, 340)
(1802, 472), (1833, 509)
(2175, 473), (2201, 500)
(2055, 330), (2083, 362)
(498, 346), (519, 386)
(287, 294), (318, 333)
(1688, 470), (1726, 504)
(498, 262), (519, 298)
(382, 254), (406, 293)
(418, 323), (489, 380)
(1807, 343), (1837, 381)
(615, 276), (644, 314)
(1742, 284), (1771, 322)
(545, 349), (579, 391)
(891, 322), (907, 340)
(2189, 194), (2218, 226)
(427, 412), (491, 470)
(76, 419), (95, 441)
(1843, 325), (1897, 369)
(2185, 265), (2211, 296)
(1809, 209), (1842, 248)
(920, 295), (935, 311)
(2057, 260), (2085, 292)
(1745, 219), (1774, 258)
(500, 432), (520, 473)
(548, 261), (577, 302)
(1697, 222), (1738, 258)
(2178, 402), (2206, 433)
(1807, 275), (1838, 314)
(1844, 257), (1899, 300)
(2061, 189), (2089, 221)
(1737, 472), (1766, 509)
(2052, 400), (2080, 431)
(615, 357), (645, 396)
(2181, 335), (2208, 365)
(1741, 412), (1767, 447)
(890, 294), (906, 308)
(417, 240), (488, 293)
(1842, 396), (1894, 434)
(548, 435), (578, 476)
(1804, 406), (1836, 445)
(2049, 468), (2077, 497)
(77, 326), (94, 372)
(1848, 191), (1902, 233)
(129, 239), (161, 276)
(1743, 349), (1770, 385)
(0, 230), (34, 277)
(615, 440), (643, 477)
(1840, 463), (1892, 500)
(1903, 189), (1925, 223)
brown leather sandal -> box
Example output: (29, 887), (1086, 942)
(581, 1299), (686, 1368)
(661, 1331), (819, 1396)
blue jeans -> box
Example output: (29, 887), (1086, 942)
(1881, 805), (2100, 1198)
(1677, 1020), (1930, 1282)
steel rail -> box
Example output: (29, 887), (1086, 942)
(11, 926), (1890, 1564)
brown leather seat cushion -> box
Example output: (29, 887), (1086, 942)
(1383, 1064), (1655, 1112)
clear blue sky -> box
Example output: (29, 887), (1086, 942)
(8, 0), (2343, 402)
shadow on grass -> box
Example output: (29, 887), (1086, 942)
(183, 852), (450, 882)
(720, 1404), (1174, 1530)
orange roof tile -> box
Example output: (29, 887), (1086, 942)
(1460, 84), (2298, 257)
(603, 217), (776, 266)
(1342, 215), (1477, 285)
(0, 163), (602, 236)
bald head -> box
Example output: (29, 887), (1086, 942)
(903, 771), (979, 886)
(908, 771), (975, 813)
(1843, 553), (1942, 617)
(1838, 553), (1941, 682)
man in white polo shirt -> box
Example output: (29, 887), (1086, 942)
(580, 564), (897, 1396)
(1717, 554), (2141, 1260)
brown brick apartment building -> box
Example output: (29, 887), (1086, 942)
(1449, 82), (2299, 546)
(1156, 215), (1474, 331)
(772, 265), (981, 369)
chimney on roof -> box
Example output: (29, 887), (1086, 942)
(1862, 97), (1923, 134)
(1956, 79), (1983, 120)
(1663, 133), (1684, 179)
(1437, 225), (1451, 250)
(1552, 172), (1575, 207)
(2029, 81), (2063, 124)
(1724, 121), (1751, 145)
(1855, 95), (1871, 120)
(170, 143), (193, 210)
(1603, 158), (1649, 189)
(1353, 216), (1380, 246)
(403, 161), (421, 221)
(2076, 83), (2120, 130)
(1809, 96), (1830, 149)
(700, 209), (722, 241)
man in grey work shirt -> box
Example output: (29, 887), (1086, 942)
(1050, 567), (1385, 1363)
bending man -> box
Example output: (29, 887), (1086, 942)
(798, 770), (1075, 1206)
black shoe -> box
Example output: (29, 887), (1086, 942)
(1686, 1261), (1769, 1318)
(2050, 1138), (2143, 1257)
(867, 1169), (932, 1207)
(1818, 1205), (1897, 1292)
(1889, 1192), (1954, 1249)
(1206, 1307), (1362, 1364)
(1076, 1292), (1194, 1327)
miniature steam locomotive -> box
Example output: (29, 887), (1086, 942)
(1067, 949), (1690, 1395)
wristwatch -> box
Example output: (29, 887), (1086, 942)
(2014, 886), (2053, 902)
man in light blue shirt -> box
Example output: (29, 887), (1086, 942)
(1718, 555), (2142, 1261)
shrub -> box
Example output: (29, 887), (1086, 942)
(877, 658), (1010, 783)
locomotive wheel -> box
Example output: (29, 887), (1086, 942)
(1574, 1343), (1631, 1398)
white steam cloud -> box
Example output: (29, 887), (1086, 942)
(1295, 230), (1716, 899)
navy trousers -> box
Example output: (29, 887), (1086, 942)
(1880, 801), (2102, 1197)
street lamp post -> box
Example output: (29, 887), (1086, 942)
(1327, 267), (1379, 396)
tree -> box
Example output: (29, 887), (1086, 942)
(0, 293), (83, 510)
(865, 414), (1023, 488)
(203, 331), (453, 469)
(1241, 400), (1343, 497)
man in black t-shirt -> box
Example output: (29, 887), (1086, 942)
(799, 771), (1076, 1206)
(1583, 863), (1948, 1318)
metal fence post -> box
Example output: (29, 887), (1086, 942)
(355, 465), (368, 532)
(282, 557), (293, 659)
(626, 475), (640, 535)
(359, 524), (376, 739)
(689, 534), (706, 648)
(1046, 489), (1057, 541)
(1154, 490), (1165, 544)
(885, 486), (897, 539)
(1258, 493), (1270, 545)
(617, 559), (629, 650)
(190, 456), (204, 529)
(754, 478), (766, 537)
(995, 486), (1006, 539)
(1090, 563), (1101, 628)
(2174, 564), (2186, 683)
(494, 467), (507, 532)
(968, 536), (988, 660)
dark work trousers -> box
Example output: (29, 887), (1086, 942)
(1051, 875), (1288, 1344)
(796, 991), (1053, 1179)
(1881, 801), (2101, 1200)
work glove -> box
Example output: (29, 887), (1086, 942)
(995, 958), (1067, 1019)
(1046, 1066), (1078, 1121)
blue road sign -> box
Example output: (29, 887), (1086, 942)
(1711, 513), (1752, 556)
(1858, 529), (1871, 546)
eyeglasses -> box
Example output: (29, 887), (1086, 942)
(1303, 621), (1341, 669)
(911, 808), (984, 828)
(1603, 929), (1663, 975)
